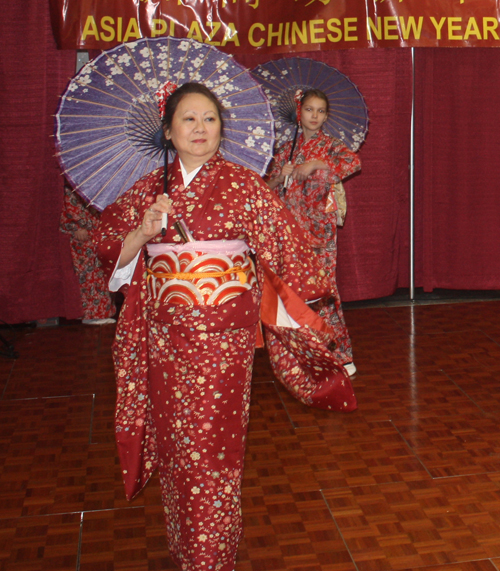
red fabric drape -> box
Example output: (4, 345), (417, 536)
(237, 49), (413, 302)
(414, 48), (500, 292)
(0, 0), (82, 323)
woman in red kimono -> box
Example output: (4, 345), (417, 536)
(267, 89), (361, 376)
(95, 83), (335, 571)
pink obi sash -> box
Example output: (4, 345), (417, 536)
(146, 240), (257, 306)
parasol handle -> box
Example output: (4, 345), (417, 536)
(283, 164), (292, 190)
(161, 143), (168, 236)
(283, 123), (300, 194)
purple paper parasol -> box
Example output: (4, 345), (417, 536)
(55, 37), (275, 210)
(251, 57), (368, 152)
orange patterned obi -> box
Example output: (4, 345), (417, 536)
(146, 240), (257, 306)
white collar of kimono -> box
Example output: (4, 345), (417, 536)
(179, 159), (202, 187)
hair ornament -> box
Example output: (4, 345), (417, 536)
(294, 89), (303, 124)
(155, 80), (179, 120)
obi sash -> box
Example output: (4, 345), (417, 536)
(146, 240), (257, 306)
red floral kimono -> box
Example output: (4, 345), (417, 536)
(60, 185), (115, 320)
(96, 153), (356, 571)
(268, 130), (361, 364)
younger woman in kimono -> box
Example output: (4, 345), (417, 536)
(95, 83), (331, 571)
(267, 88), (361, 376)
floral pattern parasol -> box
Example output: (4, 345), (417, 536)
(55, 37), (275, 210)
(251, 57), (368, 152)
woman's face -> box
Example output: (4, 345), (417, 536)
(300, 95), (328, 138)
(164, 93), (222, 170)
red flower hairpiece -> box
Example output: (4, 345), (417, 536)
(294, 89), (303, 124)
(155, 80), (179, 120)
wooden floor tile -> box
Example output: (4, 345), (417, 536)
(0, 395), (162, 519)
(341, 308), (408, 340)
(90, 394), (118, 444)
(324, 473), (500, 570)
(351, 328), (500, 378)
(79, 506), (174, 571)
(3, 301), (500, 570)
(447, 368), (500, 417)
(242, 489), (356, 571)
(398, 562), (499, 571)
(0, 358), (14, 390)
(394, 411), (500, 478)
(0, 513), (81, 571)
(384, 301), (500, 336)
(295, 419), (430, 488)
(0, 396), (94, 518)
(3, 325), (115, 400)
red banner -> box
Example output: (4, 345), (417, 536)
(49, 0), (500, 52)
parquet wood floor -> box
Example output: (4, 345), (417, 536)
(2, 301), (500, 570)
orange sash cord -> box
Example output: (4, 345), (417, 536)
(146, 265), (248, 285)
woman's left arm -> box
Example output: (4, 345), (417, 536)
(292, 159), (328, 182)
(321, 138), (361, 184)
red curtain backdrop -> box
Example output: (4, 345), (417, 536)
(414, 48), (500, 292)
(0, 0), (82, 324)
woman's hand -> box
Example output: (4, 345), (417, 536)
(267, 163), (294, 190)
(118, 195), (173, 269)
(281, 163), (294, 178)
(293, 160), (325, 182)
(138, 194), (173, 239)
(73, 228), (90, 242)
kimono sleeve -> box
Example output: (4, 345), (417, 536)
(94, 174), (157, 285)
(267, 142), (292, 181)
(239, 174), (330, 302)
(93, 173), (160, 500)
(320, 137), (361, 185)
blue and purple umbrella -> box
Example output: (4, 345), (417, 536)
(251, 57), (368, 152)
(55, 37), (275, 210)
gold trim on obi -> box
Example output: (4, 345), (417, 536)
(146, 243), (257, 306)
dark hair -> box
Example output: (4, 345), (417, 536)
(300, 88), (329, 114)
(162, 83), (225, 150)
